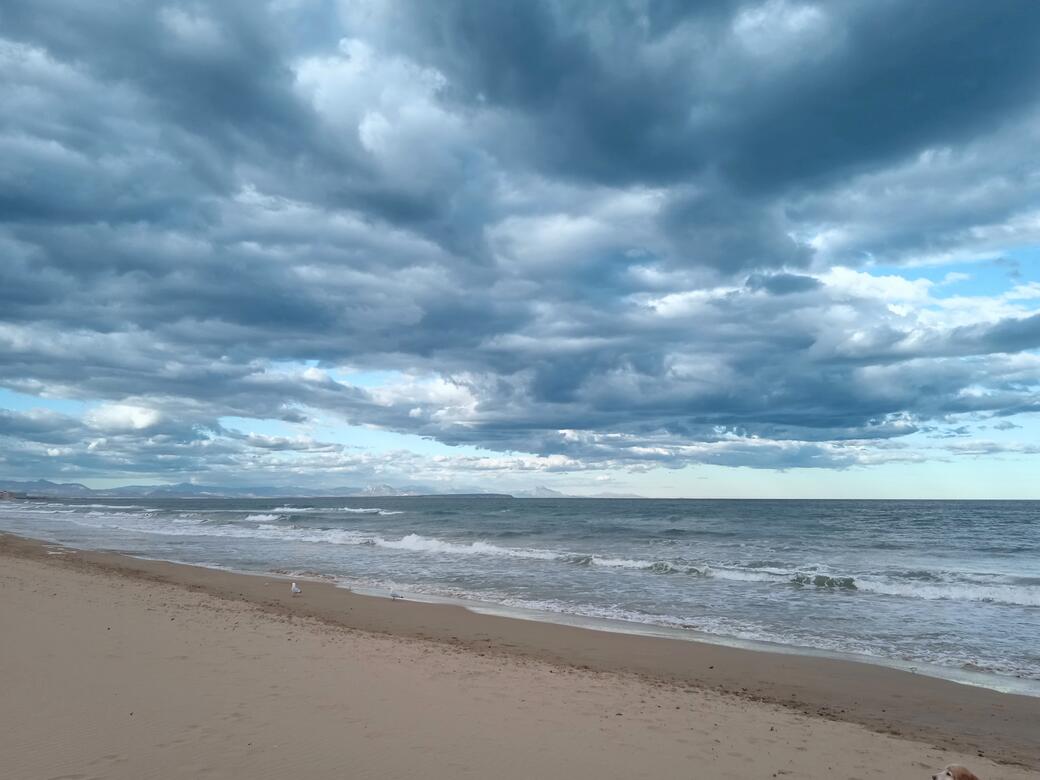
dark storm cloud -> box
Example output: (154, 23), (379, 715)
(1, 0), (1039, 482)
(362, 0), (1040, 190)
(0, 0), (315, 154)
(956, 313), (1040, 356)
(745, 273), (821, 295)
(0, 409), (80, 445)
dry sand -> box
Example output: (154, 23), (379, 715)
(1, 533), (1037, 779)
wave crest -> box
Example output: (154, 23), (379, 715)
(372, 534), (558, 560)
(791, 573), (857, 589)
(272, 505), (403, 516)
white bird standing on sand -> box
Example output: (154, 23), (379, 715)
(389, 586), (402, 600)
(291, 582), (301, 596)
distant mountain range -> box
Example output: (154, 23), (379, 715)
(511, 486), (643, 498)
(0, 479), (428, 499)
(0, 479), (643, 500)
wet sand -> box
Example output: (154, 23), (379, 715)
(1, 532), (1037, 779)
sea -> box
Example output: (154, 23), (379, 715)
(2, 496), (1037, 694)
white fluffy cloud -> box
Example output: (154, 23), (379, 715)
(86, 405), (163, 432)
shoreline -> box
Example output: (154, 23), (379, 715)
(350, 581), (1039, 698)
(6, 502), (1037, 697)
(5, 520), (1037, 699)
(109, 544), (1039, 697)
(2, 531), (1038, 769)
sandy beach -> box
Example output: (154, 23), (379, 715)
(1, 533), (1037, 780)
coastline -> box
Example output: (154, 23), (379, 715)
(2, 531), (1038, 773)
(374, 586), (1039, 698)
(5, 497), (1037, 688)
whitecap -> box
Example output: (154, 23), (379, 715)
(371, 533), (558, 560)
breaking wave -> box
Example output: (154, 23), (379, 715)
(370, 533), (558, 560)
(243, 513), (281, 523)
(272, 505), (403, 516)
(853, 578), (1040, 607)
(3, 502), (1038, 608)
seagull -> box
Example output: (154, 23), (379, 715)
(291, 582), (302, 596)
(389, 586), (402, 600)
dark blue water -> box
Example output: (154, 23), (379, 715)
(2, 497), (1037, 690)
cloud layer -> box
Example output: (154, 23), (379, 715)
(2, 0), (1039, 487)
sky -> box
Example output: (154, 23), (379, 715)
(1, 0), (1040, 498)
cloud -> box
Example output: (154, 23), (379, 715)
(0, 0), (1039, 486)
(86, 404), (163, 432)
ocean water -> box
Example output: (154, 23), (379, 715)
(2, 497), (1037, 692)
